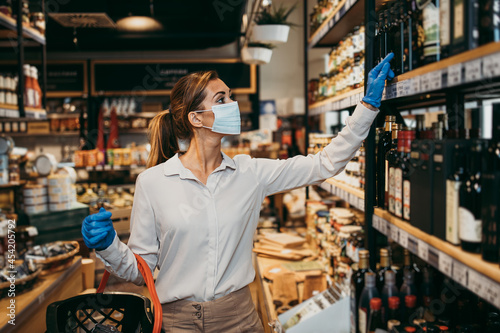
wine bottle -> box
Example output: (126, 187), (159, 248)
(479, 0), (500, 45)
(415, 115), (425, 139)
(410, 0), (424, 70)
(387, 296), (401, 326)
(446, 145), (467, 245)
(351, 250), (372, 333)
(402, 295), (418, 326)
(421, 267), (436, 322)
(388, 2), (403, 75)
(377, 248), (394, 291)
(402, 131), (415, 221)
(482, 105), (500, 262)
(378, 11), (387, 64)
(378, 115), (396, 208)
(440, 0), (453, 58)
(374, 15), (381, 66)
(386, 124), (401, 213)
(402, 0), (412, 73)
(451, 0), (480, 55)
(382, 270), (399, 324)
(359, 272), (380, 333)
(421, 0), (441, 64)
(459, 142), (484, 253)
(367, 297), (384, 333)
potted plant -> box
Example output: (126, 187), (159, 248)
(241, 43), (274, 65)
(251, 3), (297, 44)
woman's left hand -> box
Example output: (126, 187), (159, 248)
(362, 53), (395, 109)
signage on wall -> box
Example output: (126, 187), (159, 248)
(91, 60), (256, 96)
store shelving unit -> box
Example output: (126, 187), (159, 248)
(373, 208), (500, 309)
(319, 178), (365, 211)
(309, 87), (364, 116)
(308, 0), (365, 48)
(0, 0), (47, 119)
(304, 0), (500, 309)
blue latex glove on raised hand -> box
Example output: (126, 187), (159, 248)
(362, 53), (396, 109)
(82, 207), (116, 251)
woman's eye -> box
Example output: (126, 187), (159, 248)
(217, 97), (224, 103)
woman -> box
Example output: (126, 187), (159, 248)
(82, 53), (395, 332)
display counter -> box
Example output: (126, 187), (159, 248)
(0, 256), (83, 333)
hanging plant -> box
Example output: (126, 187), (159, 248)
(251, 3), (297, 44)
(241, 43), (275, 65)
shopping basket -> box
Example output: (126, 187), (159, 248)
(46, 254), (163, 333)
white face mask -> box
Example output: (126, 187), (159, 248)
(194, 101), (241, 135)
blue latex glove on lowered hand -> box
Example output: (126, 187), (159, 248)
(362, 53), (395, 109)
(82, 207), (116, 251)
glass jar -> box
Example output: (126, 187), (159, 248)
(0, 0), (12, 17)
(30, 12), (45, 35)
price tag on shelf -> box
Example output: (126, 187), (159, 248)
(452, 261), (468, 287)
(95, 165), (103, 171)
(420, 73), (431, 92)
(335, 11), (340, 22)
(358, 198), (365, 212)
(397, 82), (404, 97)
(439, 252), (453, 277)
(447, 64), (462, 87)
(468, 270), (485, 298)
(399, 229), (408, 249)
(483, 279), (500, 309)
(390, 225), (399, 242)
(430, 70), (442, 90)
(483, 54), (500, 78)
(417, 239), (429, 261)
(407, 234), (418, 254)
(380, 218), (388, 236)
(465, 59), (482, 83)
(428, 247), (440, 268)
(411, 77), (420, 94)
(372, 215), (380, 231)
(328, 20), (334, 29)
(402, 80), (411, 96)
(104, 165), (112, 171)
(113, 165), (121, 170)
(86, 166), (93, 171)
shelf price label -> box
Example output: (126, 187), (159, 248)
(447, 64), (462, 87)
(407, 234), (418, 254)
(468, 270), (485, 298)
(372, 215), (380, 231)
(465, 59), (482, 83)
(411, 77), (421, 95)
(399, 229), (409, 249)
(483, 279), (500, 309)
(86, 166), (93, 171)
(104, 165), (112, 171)
(95, 165), (103, 171)
(483, 54), (500, 78)
(390, 225), (399, 242)
(439, 252), (453, 277)
(452, 261), (468, 287)
(417, 239), (429, 261)
(380, 218), (388, 236)
(358, 198), (365, 212)
(420, 74), (431, 92)
(113, 165), (121, 170)
(430, 71), (442, 90)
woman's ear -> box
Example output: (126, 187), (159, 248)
(188, 111), (204, 128)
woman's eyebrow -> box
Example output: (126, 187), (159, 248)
(213, 91), (225, 99)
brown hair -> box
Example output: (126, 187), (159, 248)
(146, 70), (219, 168)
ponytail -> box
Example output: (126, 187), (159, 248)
(146, 111), (179, 168)
(146, 70), (219, 168)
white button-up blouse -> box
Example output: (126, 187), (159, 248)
(96, 102), (378, 303)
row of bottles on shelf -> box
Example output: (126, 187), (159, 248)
(376, 103), (500, 264)
(309, 0), (343, 35)
(73, 143), (149, 168)
(0, 65), (43, 109)
(0, 0), (45, 35)
(375, 0), (500, 76)
(308, 25), (365, 104)
(308, 133), (366, 190)
(352, 247), (500, 333)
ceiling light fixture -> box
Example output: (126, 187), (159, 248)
(116, 16), (163, 32)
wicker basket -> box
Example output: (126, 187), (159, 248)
(26, 241), (80, 276)
(0, 266), (42, 298)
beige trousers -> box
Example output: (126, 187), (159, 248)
(161, 286), (265, 333)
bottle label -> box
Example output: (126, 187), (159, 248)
(395, 168), (403, 217)
(423, 2), (440, 57)
(403, 179), (411, 220)
(358, 307), (367, 333)
(389, 166), (395, 213)
(440, 0), (451, 46)
(385, 160), (389, 192)
(458, 207), (482, 242)
(446, 180), (461, 244)
(454, 0), (464, 40)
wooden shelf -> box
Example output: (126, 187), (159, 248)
(0, 180), (26, 189)
(0, 104), (47, 119)
(309, 87), (363, 116)
(76, 165), (146, 172)
(308, 0), (364, 48)
(381, 42), (500, 102)
(0, 12), (46, 45)
(6, 131), (80, 137)
(373, 208), (500, 309)
(319, 178), (365, 211)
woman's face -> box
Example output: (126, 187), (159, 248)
(195, 78), (234, 128)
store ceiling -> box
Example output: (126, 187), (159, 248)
(45, 0), (248, 51)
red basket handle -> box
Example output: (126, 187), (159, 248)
(97, 254), (163, 333)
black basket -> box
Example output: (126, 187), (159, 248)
(46, 292), (155, 332)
